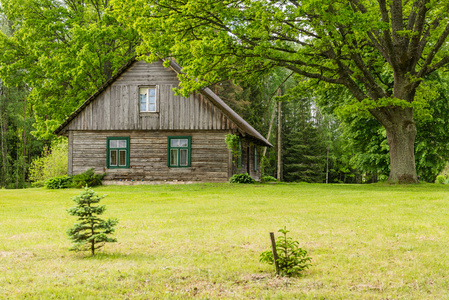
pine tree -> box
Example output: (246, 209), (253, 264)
(67, 187), (118, 255)
(282, 96), (326, 183)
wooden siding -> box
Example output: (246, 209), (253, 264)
(67, 60), (238, 132)
(71, 130), (233, 182)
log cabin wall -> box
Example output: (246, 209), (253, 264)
(71, 130), (233, 182)
(64, 59), (264, 182)
(67, 60), (237, 132)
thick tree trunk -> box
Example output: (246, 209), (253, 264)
(375, 107), (418, 184)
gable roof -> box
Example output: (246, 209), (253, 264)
(54, 57), (272, 147)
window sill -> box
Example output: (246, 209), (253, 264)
(107, 167), (130, 169)
(169, 166), (191, 168)
(140, 112), (159, 116)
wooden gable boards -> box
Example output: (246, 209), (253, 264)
(54, 58), (272, 148)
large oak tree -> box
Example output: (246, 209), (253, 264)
(114, 0), (449, 183)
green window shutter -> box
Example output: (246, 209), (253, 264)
(106, 137), (130, 169)
(167, 136), (191, 167)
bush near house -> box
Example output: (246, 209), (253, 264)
(44, 168), (105, 189)
(435, 175), (446, 184)
(45, 175), (72, 189)
(29, 139), (68, 187)
(229, 172), (255, 184)
(71, 168), (105, 188)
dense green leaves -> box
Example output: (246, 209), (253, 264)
(29, 139), (68, 187)
(114, 0), (449, 183)
(0, 79), (43, 188)
(0, 0), (139, 139)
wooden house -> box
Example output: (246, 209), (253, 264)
(54, 58), (272, 183)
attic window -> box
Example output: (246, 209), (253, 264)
(140, 87), (157, 112)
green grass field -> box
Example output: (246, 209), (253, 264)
(1, 183), (449, 299)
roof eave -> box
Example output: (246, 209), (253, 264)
(168, 61), (273, 148)
(53, 56), (137, 135)
(54, 56), (273, 148)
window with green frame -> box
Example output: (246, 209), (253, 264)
(107, 137), (130, 168)
(167, 136), (191, 167)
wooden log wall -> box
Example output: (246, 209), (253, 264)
(71, 130), (233, 182)
(67, 60), (238, 132)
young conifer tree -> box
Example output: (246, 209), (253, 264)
(67, 187), (118, 255)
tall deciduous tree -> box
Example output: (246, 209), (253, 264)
(0, 13), (44, 188)
(0, 0), (139, 139)
(316, 71), (449, 183)
(114, 0), (449, 183)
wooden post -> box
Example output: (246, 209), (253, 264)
(262, 72), (293, 158)
(269, 232), (280, 275)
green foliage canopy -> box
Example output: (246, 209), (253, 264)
(114, 0), (449, 183)
(0, 0), (139, 139)
(114, 0), (449, 104)
(315, 71), (449, 183)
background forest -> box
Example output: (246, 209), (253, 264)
(1, 0), (448, 188)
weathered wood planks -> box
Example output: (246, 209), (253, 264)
(67, 60), (238, 132)
(70, 130), (236, 182)
(64, 59), (262, 183)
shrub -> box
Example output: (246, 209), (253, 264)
(229, 172), (255, 184)
(29, 139), (68, 186)
(435, 175), (446, 184)
(260, 227), (312, 277)
(45, 175), (72, 189)
(72, 168), (105, 188)
(67, 187), (118, 255)
(261, 175), (277, 183)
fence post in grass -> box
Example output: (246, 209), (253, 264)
(269, 232), (280, 275)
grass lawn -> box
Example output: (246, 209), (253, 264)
(1, 183), (449, 299)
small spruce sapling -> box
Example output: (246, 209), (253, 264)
(67, 187), (118, 255)
(260, 227), (312, 276)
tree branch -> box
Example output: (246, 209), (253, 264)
(417, 22), (449, 77)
